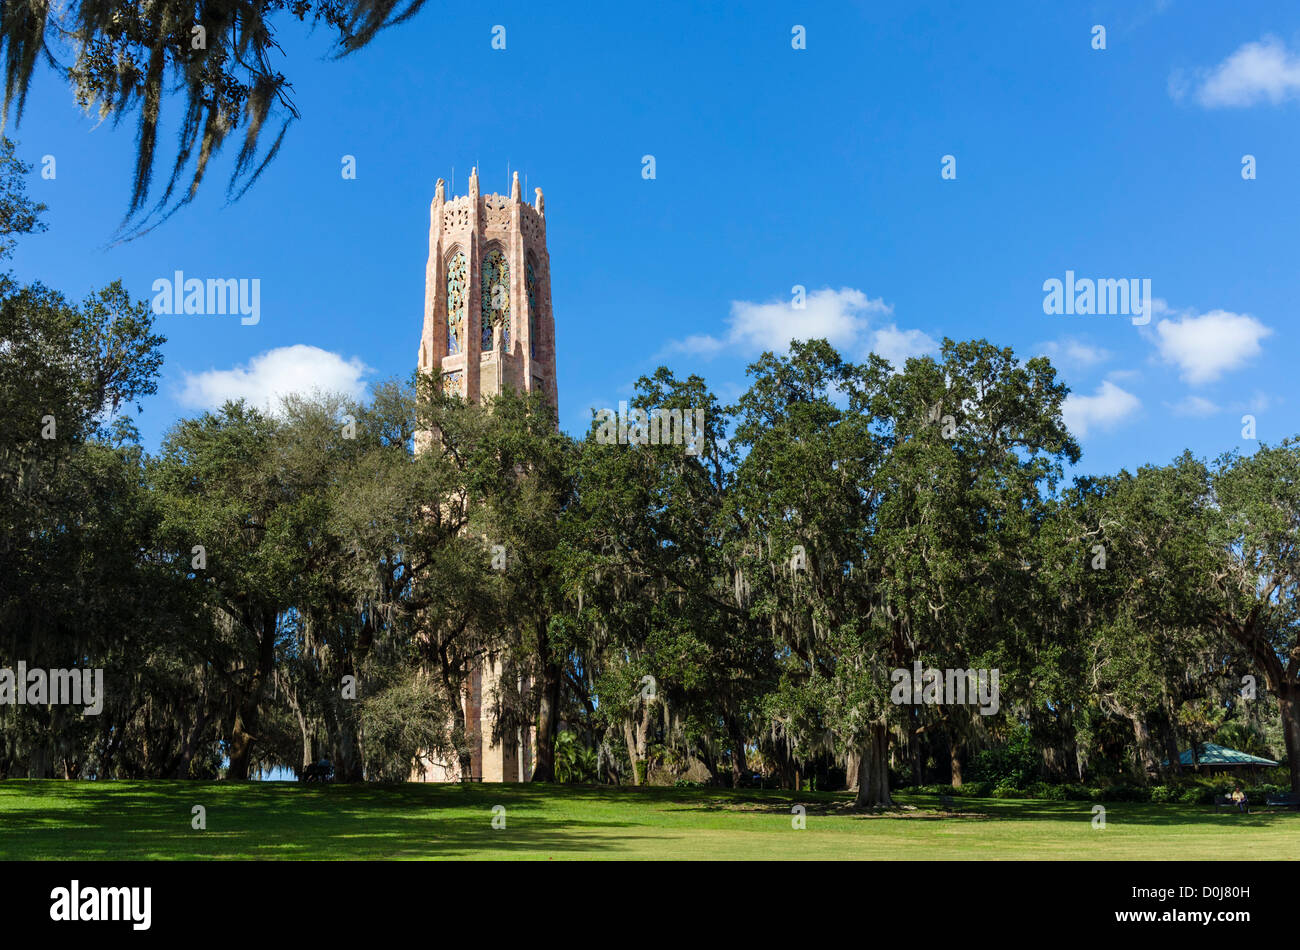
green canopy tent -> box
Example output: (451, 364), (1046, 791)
(1162, 742), (1280, 778)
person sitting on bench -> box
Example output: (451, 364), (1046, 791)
(1230, 786), (1249, 813)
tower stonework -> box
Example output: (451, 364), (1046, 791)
(413, 168), (554, 783)
(417, 166), (557, 415)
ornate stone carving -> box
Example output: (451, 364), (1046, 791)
(481, 247), (510, 351)
(443, 196), (470, 231)
(446, 251), (466, 355)
(483, 193), (511, 230)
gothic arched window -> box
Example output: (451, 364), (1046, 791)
(446, 251), (467, 356)
(481, 247), (509, 352)
(526, 255), (539, 360)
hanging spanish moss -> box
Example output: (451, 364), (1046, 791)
(0, 0), (426, 237)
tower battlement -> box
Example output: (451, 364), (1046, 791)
(417, 167), (556, 411)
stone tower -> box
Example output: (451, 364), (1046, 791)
(412, 168), (555, 783)
(416, 166), (557, 414)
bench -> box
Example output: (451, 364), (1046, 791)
(1214, 794), (1250, 812)
(940, 794), (956, 810)
(1265, 791), (1300, 809)
(301, 761), (334, 783)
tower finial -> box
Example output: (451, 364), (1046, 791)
(468, 165), (479, 198)
(511, 170), (520, 201)
(534, 187), (544, 215)
(435, 177), (445, 202)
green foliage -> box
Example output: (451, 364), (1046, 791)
(0, 137), (44, 257)
(1028, 781), (1067, 800)
(970, 727), (1040, 787)
(553, 731), (598, 784)
(1150, 785), (1179, 804)
(0, 165), (173, 776)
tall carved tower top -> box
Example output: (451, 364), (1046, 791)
(417, 167), (557, 413)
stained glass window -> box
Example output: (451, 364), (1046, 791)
(446, 252), (466, 356)
(526, 257), (538, 360)
(481, 248), (509, 352)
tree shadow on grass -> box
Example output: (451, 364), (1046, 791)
(0, 780), (664, 860)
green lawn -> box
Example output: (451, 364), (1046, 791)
(0, 780), (1296, 860)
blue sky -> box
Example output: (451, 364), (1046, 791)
(9, 0), (1297, 478)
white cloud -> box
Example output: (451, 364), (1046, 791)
(670, 287), (934, 366)
(672, 287), (889, 356)
(1153, 309), (1272, 383)
(1180, 37), (1300, 108)
(1038, 338), (1112, 371)
(669, 334), (728, 358)
(869, 324), (939, 367)
(1246, 390), (1275, 413)
(178, 345), (370, 412)
(1168, 394), (1220, 417)
(1062, 381), (1141, 437)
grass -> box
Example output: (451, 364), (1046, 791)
(0, 780), (1297, 860)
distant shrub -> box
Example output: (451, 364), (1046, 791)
(993, 779), (1026, 799)
(925, 784), (955, 796)
(969, 726), (1040, 787)
(956, 781), (992, 798)
(1062, 784), (1092, 801)
(1149, 785), (1178, 804)
(1028, 781), (1066, 800)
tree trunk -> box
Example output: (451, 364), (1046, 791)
(166, 707), (216, 778)
(622, 719), (642, 786)
(280, 673), (312, 773)
(909, 708), (923, 786)
(724, 715), (749, 787)
(853, 720), (892, 806)
(1161, 697), (1184, 776)
(227, 611), (277, 781)
(296, 708), (312, 772)
(531, 621), (561, 782)
(450, 692), (472, 779)
(227, 707), (255, 780)
(1130, 714), (1159, 782)
(337, 718), (361, 782)
(1280, 691), (1300, 793)
(949, 734), (964, 787)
